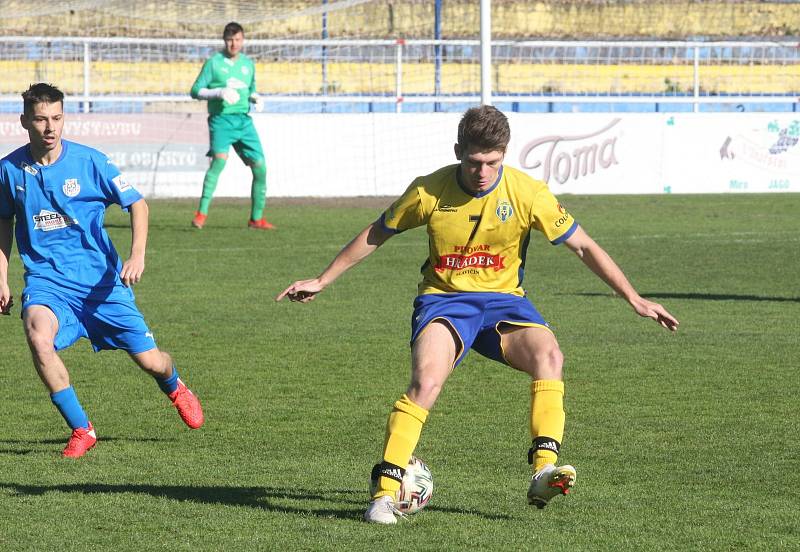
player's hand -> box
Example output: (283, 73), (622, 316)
(0, 284), (13, 315)
(275, 279), (325, 303)
(632, 297), (679, 332)
(120, 256), (145, 287)
(249, 93), (264, 112)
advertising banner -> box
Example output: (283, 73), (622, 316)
(1, 112), (798, 197)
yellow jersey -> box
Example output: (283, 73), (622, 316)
(380, 164), (577, 296)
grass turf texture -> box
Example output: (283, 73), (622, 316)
(0, 195), (798, 551)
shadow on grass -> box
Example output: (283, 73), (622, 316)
(566, 291), (800, 303)
(0, 436), (174, 445)
(0, 482), (509, 521)
(0, 435), (176, 455)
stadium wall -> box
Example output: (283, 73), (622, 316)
(1, 1), (798, 40)
(0, 113), (797, 196)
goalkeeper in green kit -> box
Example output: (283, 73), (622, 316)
(190, 21), (275, 230)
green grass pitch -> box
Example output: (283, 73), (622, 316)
(0, 194), (798, 551)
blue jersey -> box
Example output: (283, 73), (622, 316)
(0, 140), (143, 298)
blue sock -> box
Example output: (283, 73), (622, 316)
(50, 386), (90, 430)
(155, 365), (180, 395)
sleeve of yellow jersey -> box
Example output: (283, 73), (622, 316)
(379, 179), (427, 234)
(531, 186), (578, 244)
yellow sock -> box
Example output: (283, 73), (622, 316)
(530, 379), (565, 472)
(373, 394), (429, 499)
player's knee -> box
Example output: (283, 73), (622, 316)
(532, 345), (564, 379)
(250, 161), (266, 177)
(24, 329), (55, 357)
(408, 375), (445, 405)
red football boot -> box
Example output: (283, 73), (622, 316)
(247, 218), (276, 230)
(191, 212), (207, 229)
(168, 380), (204, 429)
(62, 423), (97, 458)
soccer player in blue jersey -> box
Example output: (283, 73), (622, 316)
(190, 21), (275, 231)
(277, 105), (679, 524)
(0, 83), (205, 458)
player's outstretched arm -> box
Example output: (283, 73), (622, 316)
(120, 199), (149, 287)
(276, 221), (393, 303)
(195, 87), (239, 105)
(564, 226), (679, 332)
(0, 217), (14, 315)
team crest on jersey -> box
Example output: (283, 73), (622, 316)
(63, 179), (80, 197)
(22, 162), (38, 176)
(496, 200), (514, 222)
(33, 210), (77, 231)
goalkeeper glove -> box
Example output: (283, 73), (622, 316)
(221, 87), (240, 105)
(249, 93), (264, 112)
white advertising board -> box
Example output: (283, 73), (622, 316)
(1, 112), (798, 197)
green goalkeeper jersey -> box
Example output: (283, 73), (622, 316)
(190, 51), (257, 115)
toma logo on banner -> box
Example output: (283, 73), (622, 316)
(518, 119), (620, 185)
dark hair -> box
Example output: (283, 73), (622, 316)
(457, 105), (510, 152)
(22, 83), (64, 117)
(223, 21), (244, 39)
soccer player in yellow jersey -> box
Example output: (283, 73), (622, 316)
(276, 106), (679, 524)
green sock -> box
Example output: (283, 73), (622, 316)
(250, 162), (267, 220)
(198, 157), (227, 215)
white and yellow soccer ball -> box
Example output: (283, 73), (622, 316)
(370, 456), (434, 514)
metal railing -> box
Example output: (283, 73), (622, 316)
(0, 37), (798, 113)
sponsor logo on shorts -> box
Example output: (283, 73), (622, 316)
(62, 178), (80, 197)
(145, 332), (154, 339)
(32, 210), (77, 231)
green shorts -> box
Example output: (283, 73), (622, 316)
(207, 113), (265, 163)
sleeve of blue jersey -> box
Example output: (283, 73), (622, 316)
(550, 220), (579, 245)
(95, 153), (142, 210)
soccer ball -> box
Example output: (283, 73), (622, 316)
(370, 456), (434, 514)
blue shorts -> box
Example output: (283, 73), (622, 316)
(410, 292), (551, 367)
(22, 285), (157, 354)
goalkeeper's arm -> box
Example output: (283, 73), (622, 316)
(196, 87), (239, 105)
